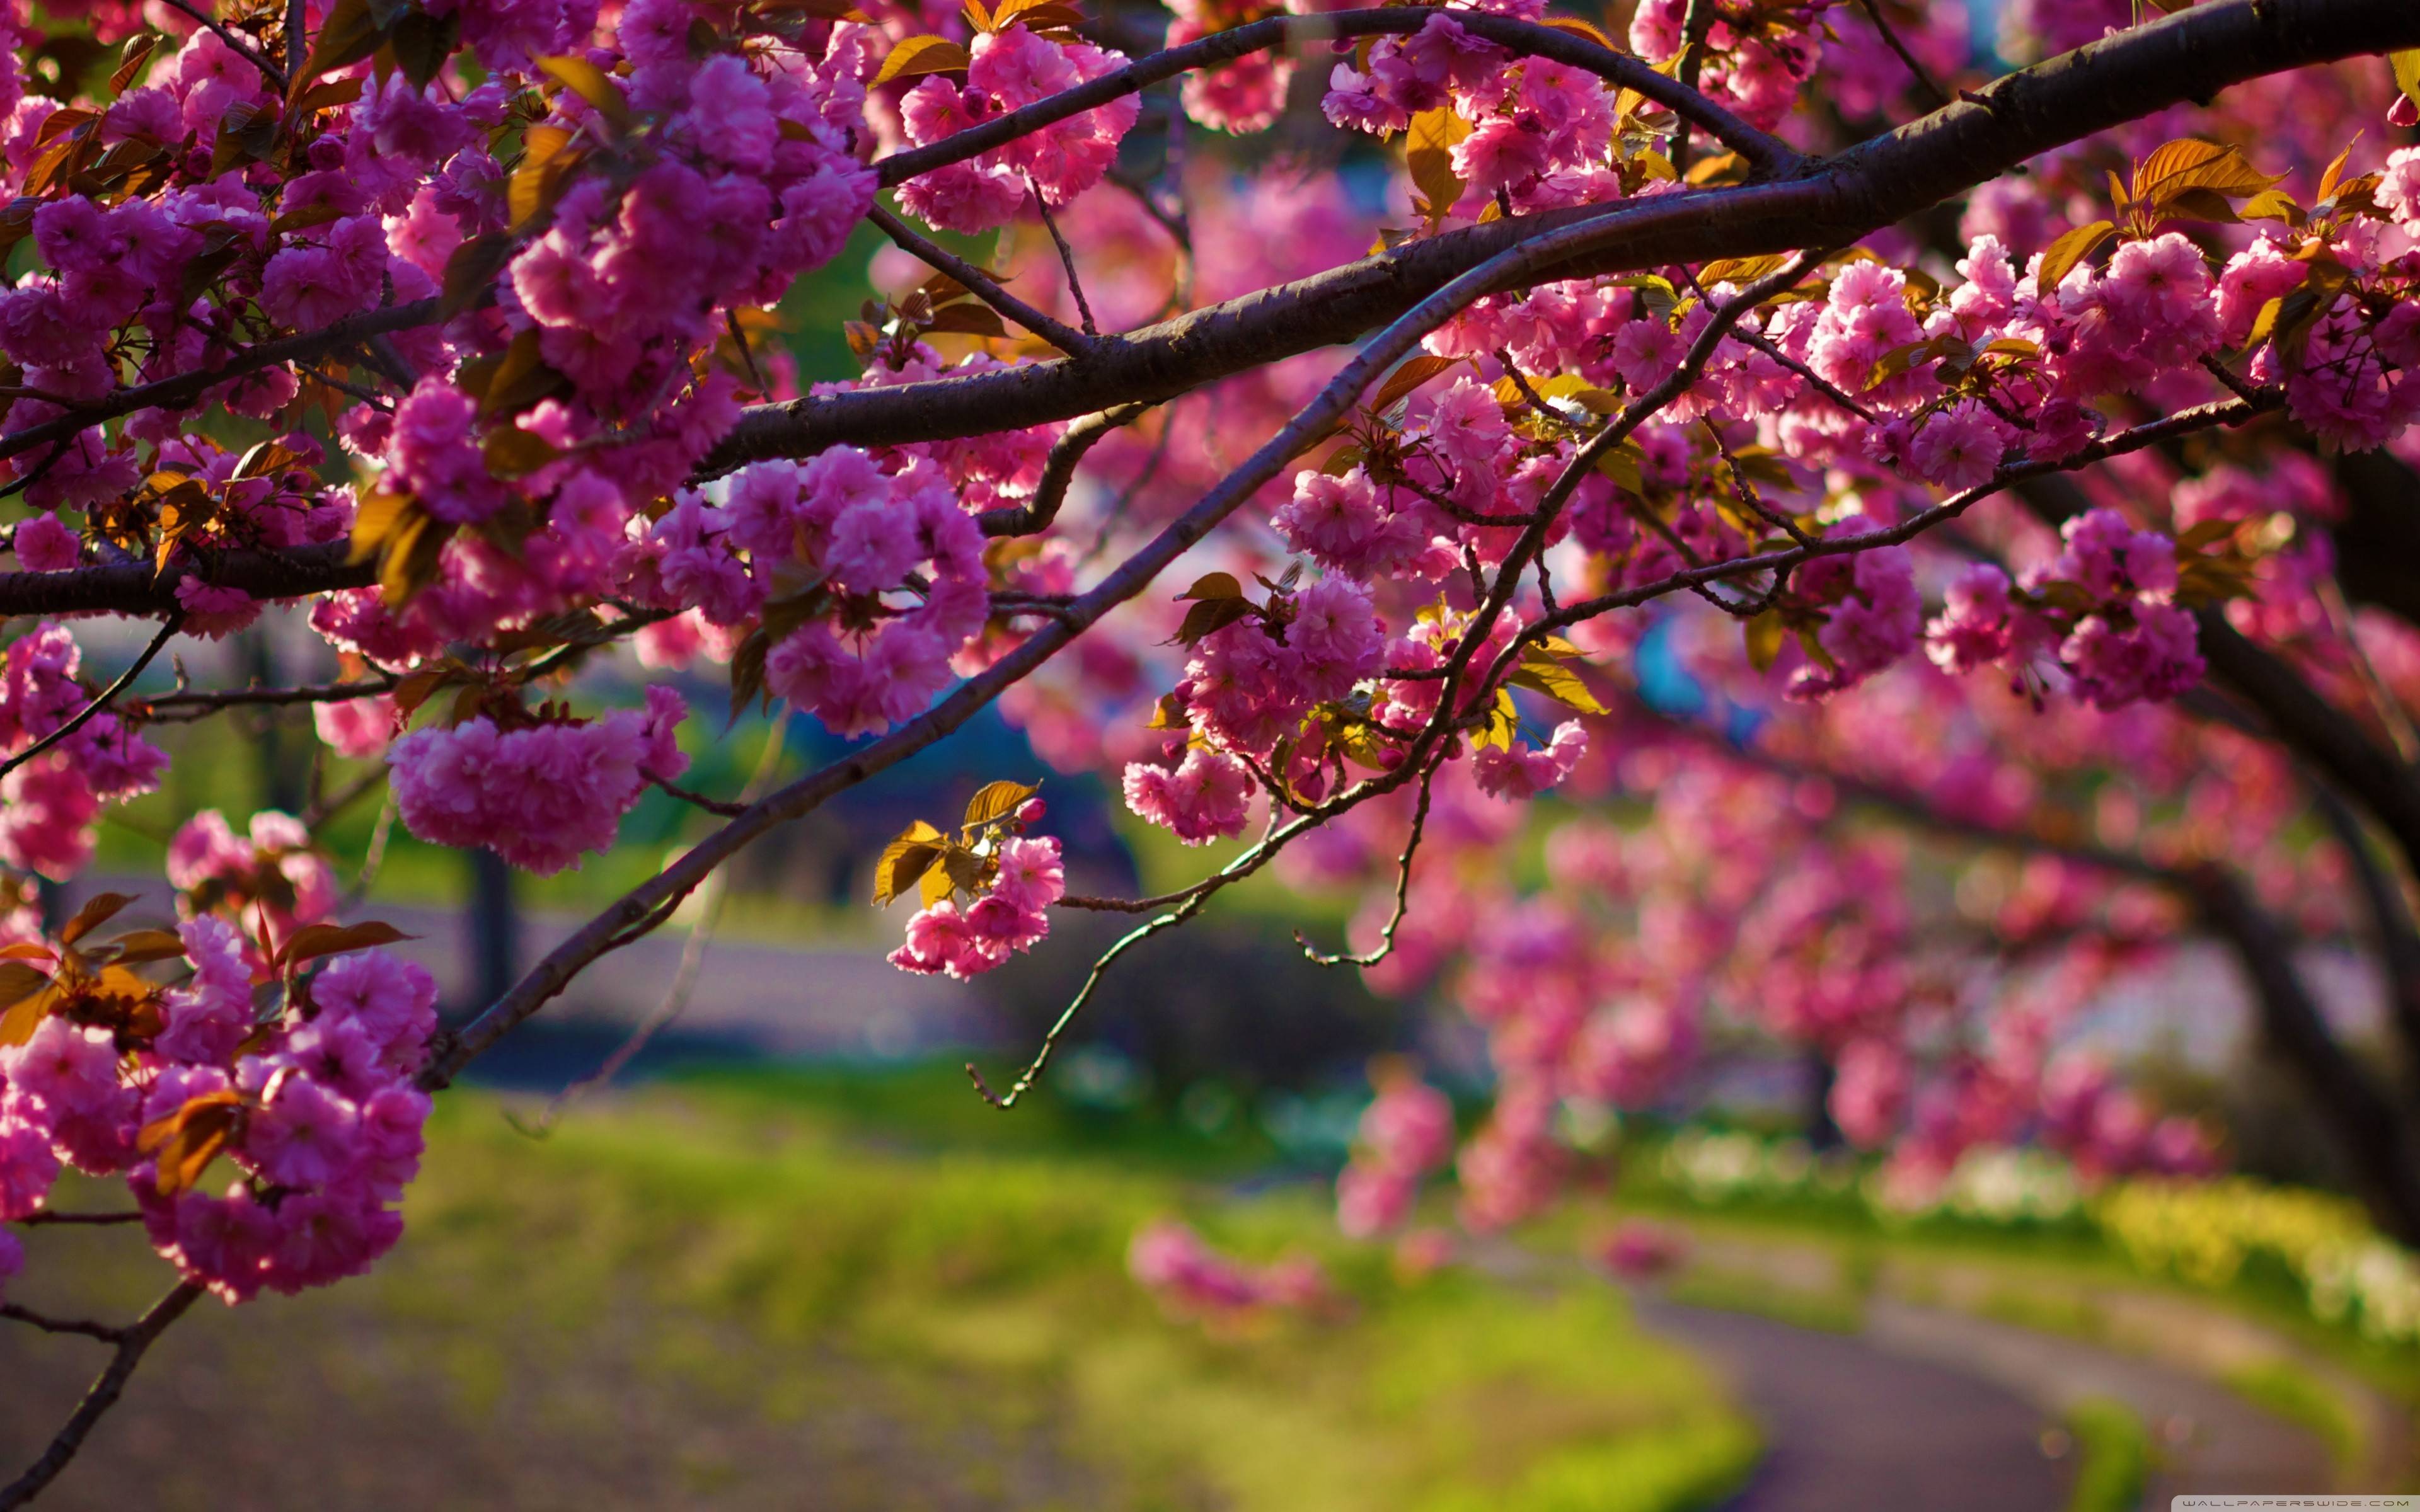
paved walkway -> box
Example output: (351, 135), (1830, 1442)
(1636, 1298), (2066, 1512)
(1634, 1289), (2342, 1511)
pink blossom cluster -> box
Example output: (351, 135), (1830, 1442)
(166, 809), (340, 952)
(0, 915), (436, 1306)
(1323, 16), (1618, 208)
(0, 624), (168, 876)
(1629, 0), (1823, 132)
(387, 687), (689, 874)
(1126, 1218), (1330, 1324)
(687, 449), (993, 738)
(891, 21), (1138, 232)
(1334, 1068), (1456, 1237)
(889, 832), (1066, 979)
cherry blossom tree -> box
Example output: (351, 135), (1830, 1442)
(0, 0), (2417, 1498)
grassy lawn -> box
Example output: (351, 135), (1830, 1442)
(2, 1073), (1755, 1512)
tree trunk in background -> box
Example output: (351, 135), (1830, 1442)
(1804, 1046), (1842, 1152)
(470, 849), (519, 1018)
(2192, 865), (2420, 1250)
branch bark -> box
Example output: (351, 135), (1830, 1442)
(706, 0), (2420, 474)
(2188, 864), (2420, 1249)
(0, 1282), (202, 1512)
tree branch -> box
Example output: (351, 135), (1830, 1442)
(0, 614), (181, 784)
(0, 1281), (203, 1512)
(977, 403), (1151, 537)
(0, 301), (439, 466)
(710, 0), (2419, 475)
(0, 542), (372, 618)
(874, 8), (1796, 190)
(866, 203), (1097, 356)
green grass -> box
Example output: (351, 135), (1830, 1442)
(365, 1084), (1758, 1512)
(2061, 1396), (2151, 1512)
(2223, 1359), (2365, 1479)
(1661, 1266), (1867, 1335)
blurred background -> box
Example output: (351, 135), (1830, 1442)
(11, 9), (2420, 1499)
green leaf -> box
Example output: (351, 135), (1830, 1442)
(288, 0), (394, 103)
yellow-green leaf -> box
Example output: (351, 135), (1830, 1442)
(536, 55), (632, 130)
(873, 35), (972, 88)
(1405, 107), (1470, 220)
(873, 820), (947, 908)
(963, 779), (1039, 830)
(2035, 219), (2114, 294)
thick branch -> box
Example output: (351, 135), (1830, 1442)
(0, 542), (371, 619)
(708, 0), (2420, 474)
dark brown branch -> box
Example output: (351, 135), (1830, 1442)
(2189, 865), (2420, 1249)
(157, 0), (285, 91)
(8, 1211), (141, 1227)
(977, 403), (1151, 537)
(134, 673), (395, 723)
(0, 1304), (123, 1343)
(874, 8), (1794, 189)
(865, 203), (1097, 356)
(1849, 0), (1952, 111)
(0, 1281), (203, 1512)
(712, 0), (2419, 476)
(2311, 784), (2420, 1087)
(1027, 183), (1100, 338)
(0, 541), (372, 618)
(0, 615), (181, 783)
(0, 301), (439, 466)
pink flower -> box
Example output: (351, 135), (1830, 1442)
(243, 1074), (360, 1190)
(11, 512), (76, 571)
(1906, 403), (2010, 493)
(1124, 747), (1255, 844)
(1473, 720), (1587, 799)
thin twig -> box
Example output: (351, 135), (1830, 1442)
(979, 403), (1152, 537)
(967, 894), (1210, 1108)
(1849, 0), (1951, 110)
(135, 675), (395, 723)
(8, 1211), (141, 1227)
(655, 778), (749, 818)
(1028, 182), (1100, 338)
(516, 728), (789, 1132)
(0, 616), (182, 784)
(1299, 757), (1436, 967)
(0, 1281), (204, 1512)
(0, 1305), (123, 1343)
(866, 203), (1096, 356)
(337, 793), (396, 912)
(156, 0), (285, 91)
